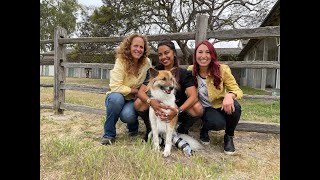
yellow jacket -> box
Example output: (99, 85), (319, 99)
(107, 58), (151, 100)
(188, 64), (243, 108)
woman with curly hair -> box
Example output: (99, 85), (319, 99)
(101, 33), (152, 145)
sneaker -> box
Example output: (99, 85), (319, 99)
(101, 137), (115, 145)
(224, 134), (235, 155)
(200, 128), (210, 145)
(177, 124), (189, 134)
(128, 129), (138, 137)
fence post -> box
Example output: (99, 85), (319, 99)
(276, 37), (280, 89)
(195, 14), (208, 45)
(261, 40), (268, 90)
(53, 27), (67, 114)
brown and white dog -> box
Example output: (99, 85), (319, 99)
(147, 67), (203, 157)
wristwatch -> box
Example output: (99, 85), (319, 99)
(177, 107), (183, 115)
(146, 98), (152, 104)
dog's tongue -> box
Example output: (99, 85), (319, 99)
(164, 90), (171, 94)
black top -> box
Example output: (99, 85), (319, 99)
(143, 67), (195, 107)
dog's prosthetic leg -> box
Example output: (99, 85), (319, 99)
(172, 135), (192, 157)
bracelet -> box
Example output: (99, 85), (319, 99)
(176, 107), (183, 115)
(147, 98), (153, 105)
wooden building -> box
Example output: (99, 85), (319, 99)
(237, 0), (280, 90)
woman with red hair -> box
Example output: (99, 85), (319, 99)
(190, 40), (243, 155)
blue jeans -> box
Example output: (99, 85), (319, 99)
(103, 92), (139, 138)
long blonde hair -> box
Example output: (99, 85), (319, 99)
(116, 33), (150, 76)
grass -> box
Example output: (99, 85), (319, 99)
(40, 76), (280, 180)
(40, 112), (279, 180)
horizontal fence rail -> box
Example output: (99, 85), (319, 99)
(236, 121), (279, 134)
(40, 48), (243, 65)
(40, 26), (279, 45)
(40, 61), (280, 69)
(60, 83), (108, 94)
(40, 83), (280, 100)
(49, 26), (279, 45)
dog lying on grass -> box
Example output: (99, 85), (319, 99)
(146, 67), (203, 157)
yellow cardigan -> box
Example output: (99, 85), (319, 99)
(107, 58), (151, 100)
(188, 64), (243, 108)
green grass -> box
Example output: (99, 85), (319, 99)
(40, 76), (280, 179)
(40, 115), (279, 180)
(240, 86), (272, 95)
(239, 99), (280, 123)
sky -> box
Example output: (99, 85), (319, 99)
(77, 0), (103, 7)
(75, 0), (239, 48)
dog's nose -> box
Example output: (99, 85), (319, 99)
(169, 86), (174, 91)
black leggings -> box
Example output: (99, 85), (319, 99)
(201, 100), (241, 136)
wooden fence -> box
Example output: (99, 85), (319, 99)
(40, 15), (280, 134)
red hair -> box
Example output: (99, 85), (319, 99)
(192, 40), (221, 89)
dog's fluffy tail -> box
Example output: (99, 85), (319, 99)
(177, 133), (204, 151)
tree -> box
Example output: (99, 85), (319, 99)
(139, 0), (277, 64)
(40, 0), (81, 52)
(73, 1), (147, 63)
(78, 0), (277, 64)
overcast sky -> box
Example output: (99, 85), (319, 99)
(75, 0), (238, 48)
(77, 0), (103, 7)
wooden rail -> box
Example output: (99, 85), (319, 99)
(40, 83), (280, 100)
(236, 121), (279, 134)
(45, 26), (279, 44)
(41, 61), (280, 69)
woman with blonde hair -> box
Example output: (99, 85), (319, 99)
(101, 33), (151, 145)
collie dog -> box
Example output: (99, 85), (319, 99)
(147, 67), (203, 157)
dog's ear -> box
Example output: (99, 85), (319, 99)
(170, 67), (177, 77)
(149, 67), (159, 78)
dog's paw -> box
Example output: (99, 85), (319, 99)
(163, 150), (171, 157)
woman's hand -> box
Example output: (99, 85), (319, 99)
(131, 87), (139, 95)
(221, 93), (235, 115)
(156, 105), (178, 123)
(150, 99), (167, 116)
(131, 87), (139, 99)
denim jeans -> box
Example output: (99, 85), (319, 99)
(103, 92), (139, 138)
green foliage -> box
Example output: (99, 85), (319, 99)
(67, 49), (116, 63)
(40, 0), (81, 52)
